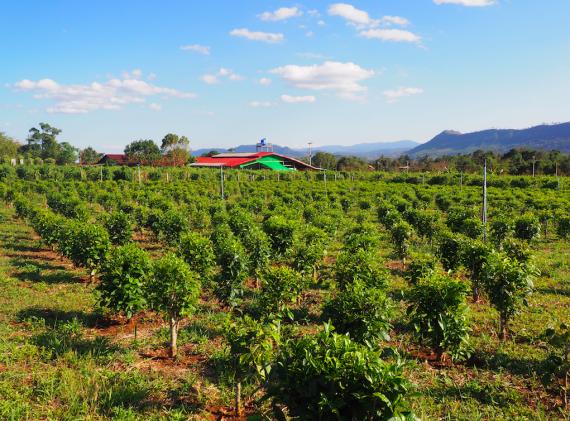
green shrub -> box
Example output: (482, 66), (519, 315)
(98, 243), (151, 319)
(103, 211), (133, 245)
(334, 249), (388, 290)
(407, 274), (471, 361)
(514, 214), (541, 242)
(148, 253), (201, 357)
(257, 267), (304, 318)
(322, 282), (393, 343)
(177, 232), (216, 281)
(482, 252), (536, 340)
(265, 324), (414, 420)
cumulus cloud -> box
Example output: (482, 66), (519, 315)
(328, 3), (376, 27)
(201, 68), (243, 85)
(148, 103), (162, 111)
(180, 44), (211, 55)
(360, 29), (421, 43)
(270, 61), (374, 100)
(281, 94), (316, 104)
(383, 87), (424, 103)
(258, 77), (272, 86)
(230, 28), (284, 43)
(259, 7), (302, 21)
(13, 72), (196, 114)
(434, 0), (495, 6)
(328, 3), (419, 42)
(249, 100), (276, 108)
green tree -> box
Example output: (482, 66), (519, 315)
(23, 123), (62, 159)
(312, 151), (337, 170)
(482, 252), (536, 340)
(257, 266), (303, 318)
(56, 142), (78, 165)
(0, 132), (19, 158)
(266, 324), (413, 420)
(161, 133), (190, 166)
(336, 155), (368, 171)
(148, 253), (201, 357)
(98, 243), (151, 319)
(103, 211), (133, 245)
(407, 274), (471, 361)
(225, 316), (280, 415)
(69, 224), (111, 278)
(79, 146), (102, 164)
(177, 232), (216, 281)
(322, 281), (393, 343)
(124, 139), (161, 165)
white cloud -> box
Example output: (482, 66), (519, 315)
(201, 74), (219, 85)
(13, 73), (196, 114)
(328, 3), (377, 27)
(434, 0), (495, 6)
(249, 100), (276, 108)
(259, 77), (272, 86)
(149, 103), (162, 111)
(201, 68), (243, 85)
(383, 87), (424, 103)
(122, 69), (143, 79)
(180, 44), (211, 55)
(270, 61), (374, 100)
(360, 28), (421, 43)
(281, 94), (316, 103)
(381, 16), (409, 26)
(259, 7), (302, 21)
(230, 28), (284, 43)
(317, 20), (326, 26)
(308, 9), (321, 18)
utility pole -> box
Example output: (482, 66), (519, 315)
(308, 141), (313, 167)
(482, 159), (488, 242)
(220, 165), (225, 200)
(100, 166), (103, 182)
(532, 155), (536, 177)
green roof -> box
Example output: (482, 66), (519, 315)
(239, 155), (295, 171)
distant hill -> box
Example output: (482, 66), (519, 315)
(193, 140), (420, 159)
(409, 122), (570, 157)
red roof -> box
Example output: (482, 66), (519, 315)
(98, 154), (128, 164)
(194, 152), (318, 170)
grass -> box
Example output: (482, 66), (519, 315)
(0, 200), (569, 419)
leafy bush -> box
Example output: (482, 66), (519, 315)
(263, 215), (297, 256)
(153, 209), (189, 244)
(69, 223), (110, 277)
(556, 215), (570, 239)
(334, 249), (388, 290)
(405, 254), (437, 285)
(148, 253), (201, 357)
(482, 252), (536, 340)
(257, 266), (304, 318)
(225, 316), (280, 414)
(390, 220), (412, 260)
(514, 214), (541, 242)
(490, 217), (514, 246)
(265, 324), (414, 420)
(407, 274), (471, 361)
(98, 243), (151, 319)
(322, 282), (393, 343)
(437, 232), (464, 272)
(177, 232), (216, 281)
(215, 233), (249, 306)
(103, 211), (133, 245)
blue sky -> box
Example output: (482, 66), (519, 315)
(1, 0), (569, 152)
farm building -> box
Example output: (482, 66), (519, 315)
(96, 154), (131, 166)
(191, 152), (318, 171)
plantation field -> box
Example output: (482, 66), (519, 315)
(0, 166), (569, 420)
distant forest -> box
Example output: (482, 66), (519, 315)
(2, 123), (570, 175)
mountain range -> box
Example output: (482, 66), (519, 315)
(192, 140), (418, 159)
(408, 122), (570, 157)
(192, 122), (570, 160)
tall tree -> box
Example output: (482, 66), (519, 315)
(161, 133), (190, 166)
(312, 151), (337, 170)
(124, 139), (161, 165)
(0, 132), (19, 158)
(21, 123), (63, 159)
(79, 146), (102, 164)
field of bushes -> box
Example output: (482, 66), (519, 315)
(0, 165), (568, 420)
